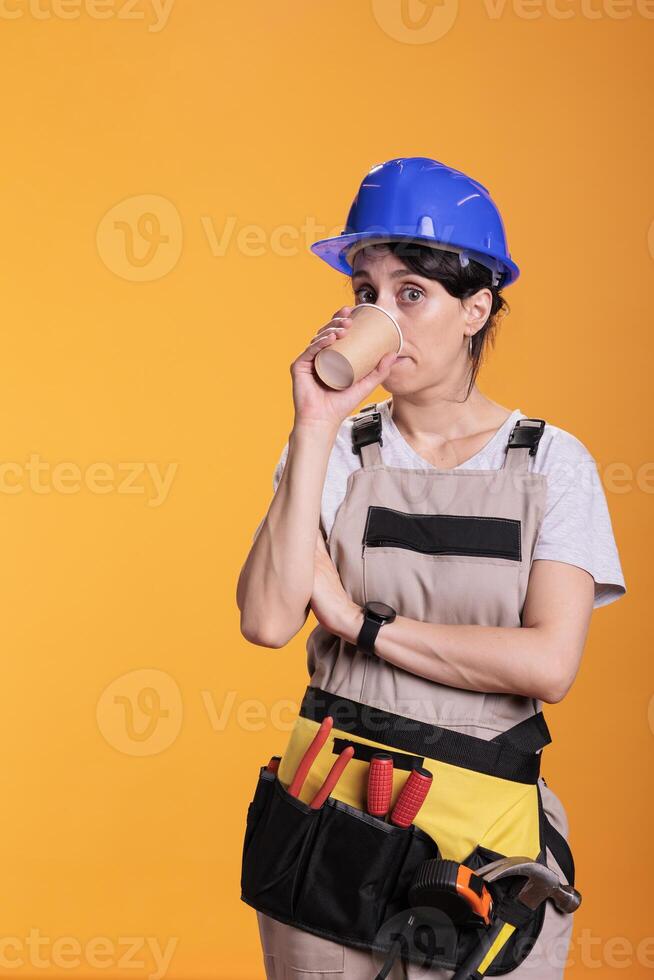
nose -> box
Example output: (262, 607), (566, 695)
(365, 299), (407, 352)
(366, 296), (402, 322)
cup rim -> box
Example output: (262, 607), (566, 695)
(349, 303), (403, 355)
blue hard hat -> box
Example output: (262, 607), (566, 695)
(310, 157), (520, 288)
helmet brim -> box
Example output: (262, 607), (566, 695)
(310, 232), (520, 287)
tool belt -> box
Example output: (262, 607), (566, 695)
(240, 689), (576, 975)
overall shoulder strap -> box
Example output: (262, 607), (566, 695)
(502, 418), (546, 472)
(351, 402), (383, 468)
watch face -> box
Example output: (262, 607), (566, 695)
(366, 601), (396, 620)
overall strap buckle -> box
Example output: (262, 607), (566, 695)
(506, 418), (546, 456)
(351, 403), (383, 455)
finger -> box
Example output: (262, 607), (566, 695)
(323, 315), (352, 331)
(296, 331), (339, 362)
(308, 321), (350, 344)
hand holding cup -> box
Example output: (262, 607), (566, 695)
(291, 305), (400, 433)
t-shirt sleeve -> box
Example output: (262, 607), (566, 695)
(252, 442), (289, 541)
(532, 434), (627, 609)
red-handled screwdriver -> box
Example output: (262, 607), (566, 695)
(288, 716), (334, 798)
(389, 767), (433, 828)
(367, 753), (394, 819)
(309, 745), (355, 809)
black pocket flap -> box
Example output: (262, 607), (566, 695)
(241, 772), (321, 920)
(242, 766), (275, 866)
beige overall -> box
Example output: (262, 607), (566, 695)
(253, 402), (576, 979)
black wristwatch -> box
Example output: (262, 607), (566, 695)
(356, 601), (397, 657)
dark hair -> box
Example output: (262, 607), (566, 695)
(350, 241), (510, 401)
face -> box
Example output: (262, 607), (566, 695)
(350, 244), (491, 395)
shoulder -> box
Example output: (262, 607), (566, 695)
(526, 417), (626, 608)
(525, 416), (598, 479)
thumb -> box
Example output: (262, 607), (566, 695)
(360, 349), (399, 388)
(376, 349), (400, 375)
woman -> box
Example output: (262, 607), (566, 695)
(237, 157), (626, 979)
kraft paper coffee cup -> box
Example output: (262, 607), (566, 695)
(314, 304), (403, 390)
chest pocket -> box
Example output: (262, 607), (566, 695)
(361, 505), (523, 627)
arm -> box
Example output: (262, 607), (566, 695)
(332, 559), (595, 704)
(236, 304), (400, 650)
(236, 420), (338, 648)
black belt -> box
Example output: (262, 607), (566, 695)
(300, 686), (551, 785)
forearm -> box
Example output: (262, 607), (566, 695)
(237, 421), (337, 645)
(340, 608), (560, 703)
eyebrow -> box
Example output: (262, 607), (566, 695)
(352, 267), (415, 280)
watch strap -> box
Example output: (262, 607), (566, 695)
(357, 613), (382, 657)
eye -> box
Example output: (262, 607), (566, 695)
(401, 286), (424, 302)
(354, 286), (375, 303)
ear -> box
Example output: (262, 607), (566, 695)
(461, 287), (492, 330)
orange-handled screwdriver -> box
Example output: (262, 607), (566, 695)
(368, 753), (394, 819)
(309, 745), (355, 809)
(287, 716), (334, 798)
(390, 767), (433, 828)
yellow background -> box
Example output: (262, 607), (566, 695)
(0, 0), (650, 977)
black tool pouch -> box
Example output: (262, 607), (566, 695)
(240, 766), (440, 949)
(240, 767), (576, 975)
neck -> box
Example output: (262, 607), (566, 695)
(388, 388), (502, 443)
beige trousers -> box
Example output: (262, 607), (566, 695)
(257, 903), (573, 979)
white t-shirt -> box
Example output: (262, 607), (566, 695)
(264, 398), (627, 610)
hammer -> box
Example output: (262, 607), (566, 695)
(451, 856), (582, 980)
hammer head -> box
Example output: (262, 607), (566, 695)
(475, 856), (582, 914)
